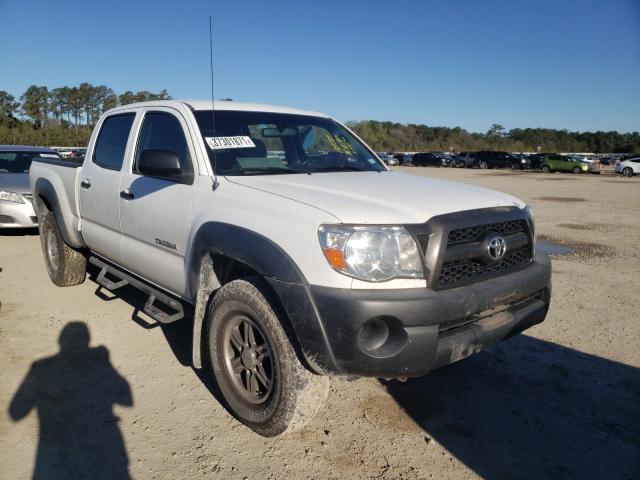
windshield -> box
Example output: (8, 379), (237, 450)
(0, 151), (60, 173)
(194, 110), (385, 175)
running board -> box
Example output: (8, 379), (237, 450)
(89, 256), (184, 324)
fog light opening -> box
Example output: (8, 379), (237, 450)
(358, 316), (408, 358)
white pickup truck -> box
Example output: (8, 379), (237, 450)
(30, 100), (551, 436)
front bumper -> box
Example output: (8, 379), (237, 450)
(270, 252), (551, 378)
(0, 200), (38, 228)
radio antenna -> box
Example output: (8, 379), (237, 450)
(208, 16), (218, 187)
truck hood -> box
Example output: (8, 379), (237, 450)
(228, 171), (525, 224)
(0, 173), (30, 193)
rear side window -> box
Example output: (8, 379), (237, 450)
(93, 113), (135, 170)
(134, 112), (191, 174)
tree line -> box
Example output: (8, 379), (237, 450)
(1, 85), (638, 153)
(0, 84), (171, 145)
(348, 121), (640, 154)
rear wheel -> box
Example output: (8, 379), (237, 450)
(479, 160), (489, 169)
(542, 165), (551, 173)
(623, 167), (633, 177)
(205, 277), (328, 436)
(511, 163), (520, 170)
(572, 166), (581, 174)
(39, 211), (86, 286)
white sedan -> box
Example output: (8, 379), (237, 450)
(615, 157), (640, 177)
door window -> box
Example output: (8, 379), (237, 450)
(134, 112), (192, 175)
(93, 114), (136, 170)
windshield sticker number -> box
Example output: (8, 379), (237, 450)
(205, 136), (256, 150)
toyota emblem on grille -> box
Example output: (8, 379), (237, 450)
(488, 236), (507, 261)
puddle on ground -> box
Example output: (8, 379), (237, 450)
(536, 241), (574, 256)
(536, 234), (615, 260)
(535, 196), (587, 203)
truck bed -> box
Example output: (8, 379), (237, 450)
(29, 158), (85, 248)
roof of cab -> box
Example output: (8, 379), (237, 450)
(109, 99), (329, 118)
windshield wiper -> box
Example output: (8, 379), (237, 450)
(220, 167), (304, 176)
(309, 165), (369, 173)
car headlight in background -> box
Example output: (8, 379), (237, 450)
(318, 225), (424, 282)
(0, 191), (24, 204)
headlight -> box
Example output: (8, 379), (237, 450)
(318, 225), (424, 282)
(0, 191), (24, 204)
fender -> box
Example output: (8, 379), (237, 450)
(189, 222), (338, 373)
(33, 177), (83, 248)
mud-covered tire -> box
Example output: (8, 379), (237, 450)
(39, 211), (86, 287)
(204, 277), (328, 436)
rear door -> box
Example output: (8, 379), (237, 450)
(119, 107), (198, 297)
(79, 112), (137, 263)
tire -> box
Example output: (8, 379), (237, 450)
(205, 277), (328, 436)
(479, 161), (489, 169)
(572, 167), (581, 174)
(39, 211), (87, 287)
(542, 165), (551, 173)
(511, 163), (520, 170)
(623, 167), (633, 177)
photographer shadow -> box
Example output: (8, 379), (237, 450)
(9, 322), (133, 480)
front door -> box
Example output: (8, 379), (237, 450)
(79, 112), (137, 263)
(119, 108), (197, 297)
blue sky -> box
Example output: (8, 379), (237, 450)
(1, 0), (638, 133)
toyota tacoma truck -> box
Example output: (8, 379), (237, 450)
(30, 100), (551, 436)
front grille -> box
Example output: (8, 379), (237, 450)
(447, 219), (526, 245)
(405, 207), (534, 290)
(439, 246), (532, 287)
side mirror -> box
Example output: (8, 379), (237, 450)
(138, 149), (189, 182)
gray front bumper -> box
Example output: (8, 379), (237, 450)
(271, 252), (551, 378)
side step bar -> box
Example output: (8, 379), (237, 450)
(89, 256), (184, 324)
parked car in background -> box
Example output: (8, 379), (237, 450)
(443, 152), (462, 166)
(412, 152), (450, 167)
(508, 153), (532, 170)
(1, 145), (61, 229)
(458, 152), (477, 168)
(527, 154), (545, 169)
(474, 151), (528, 170)
(393, 153), (412, 165)
(541, 154), (590, 174)
(379, 153), (399, 166)
(615, 157), (640, 177)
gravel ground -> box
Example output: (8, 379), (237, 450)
(1, 167), (639, 479)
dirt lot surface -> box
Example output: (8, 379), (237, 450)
(1, 167), (639, 479)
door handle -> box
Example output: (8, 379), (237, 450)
(119, 190), (134, 200)
(80, 179), (91, 189)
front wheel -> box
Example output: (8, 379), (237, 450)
(39, 211), (86, 286)
(205, 277), (328, 436)
(479, 161), (489, 169)
(623, 167), (633, 177)
(542, 165), (551, 173)
(511, 163), (520, 170)
(572, 166), (581, 174)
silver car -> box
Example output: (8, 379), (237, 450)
(1, 145), (61, 229)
